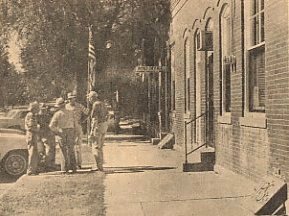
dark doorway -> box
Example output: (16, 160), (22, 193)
(206, 53), (214, 147)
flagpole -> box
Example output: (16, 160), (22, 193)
(87, 25), (92, 145)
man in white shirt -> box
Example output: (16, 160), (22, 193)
(49, 98), (76, 173)
(66, 92), (89, 169)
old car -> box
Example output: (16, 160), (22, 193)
(0, 108), (29, 131)
(0, 128), (28, 177)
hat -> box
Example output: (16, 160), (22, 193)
(67, 92), (77, 99)
(87, 91), (98, 99)
(28, 101), (40, 111)
(39, 103), (47, 110)
(54, 98), (65, 108)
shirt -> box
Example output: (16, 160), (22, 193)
(65, 102), (89, 124)
(91, 100), (108, 123)
(25, 112), (38, 132)
(38, 111), (53, 131)
(49, 108), (75, 133)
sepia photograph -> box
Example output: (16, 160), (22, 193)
(0, 0), (287, 215)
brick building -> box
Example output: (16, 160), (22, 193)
(170, 0), (289, 182)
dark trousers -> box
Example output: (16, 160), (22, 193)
(45, 131), (56, 168)
(40, 129), (56, 168)
(59, 128), (76, 171)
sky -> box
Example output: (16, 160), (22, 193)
(7, 31), (23, 73)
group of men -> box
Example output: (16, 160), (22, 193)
(24, 91), (109, 175)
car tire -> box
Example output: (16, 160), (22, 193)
(3, 150), (28, 177)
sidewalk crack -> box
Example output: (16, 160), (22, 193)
(140, 194), (251, 204)
(140, 201), (146, 216)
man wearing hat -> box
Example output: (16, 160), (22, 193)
(25, 101), (40, 175)
(49, 98), (77, 173)
(87, 91), (109, 171)
(66, 92), (89, 169)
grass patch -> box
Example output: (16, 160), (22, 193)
(0, 172), (105, 216)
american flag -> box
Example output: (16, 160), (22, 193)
(88, 26), (96, 92)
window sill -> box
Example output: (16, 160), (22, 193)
(218, 113), (232, 125)
(239, 113), (267, 129)
(247, 41), (265, 51)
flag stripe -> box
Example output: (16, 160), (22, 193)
(89, 50), (96, 56)
(88, 26), (96, 92)
(89, 44), (95, 50)
(89, 53), (96, 60)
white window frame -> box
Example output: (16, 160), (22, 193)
(240, 0), (266, 128)
(218, 4), (232, 124)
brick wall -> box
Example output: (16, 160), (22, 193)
(170, 0), (289, 181)
(266, 0), (289, 179)
(170, 0), (212, 150)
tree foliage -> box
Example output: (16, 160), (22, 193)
(1, 0), (170, 108)
(0, 18), (27, 107)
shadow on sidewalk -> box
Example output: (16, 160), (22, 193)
(105, 165), (177, 175)
(0, 171), (19, 183)
(40, 169), (99, 176)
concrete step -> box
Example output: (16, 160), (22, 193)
(201, 147), (215, 164)
(183, 162), (214, 172)
(183, 146), (215, 172)
(157, 133), (175, 149)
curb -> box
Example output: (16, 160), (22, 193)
(82, 134), (147, 142)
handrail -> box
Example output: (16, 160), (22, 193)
(185, 110), (209, 125)
(184, 110), (208, 164)
(186, 143), (206, 156)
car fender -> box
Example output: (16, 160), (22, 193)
(0, 133), (26, 162)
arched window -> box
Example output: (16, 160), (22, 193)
(184, 39), (191, 112)
(220, 4), (231, 113)
(194, 29), (202, 144)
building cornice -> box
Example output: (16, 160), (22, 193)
(171, 0), (190, 19)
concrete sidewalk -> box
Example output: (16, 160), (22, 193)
(100, 139), (256, 216)
(1, 135), (257, 215)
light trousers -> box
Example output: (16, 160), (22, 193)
(92, 122), (108, 170)
(74, 124), (83, 167)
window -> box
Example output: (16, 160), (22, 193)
(250, 0), (265, 46)
(194, 29), (203, 142)
(220, 5), (231, 114)
(247, 0), (265, 112)
(184, 39), (191, 113)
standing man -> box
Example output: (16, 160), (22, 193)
(49, 98), (76, 173)
(25, 101), (40, 176)
(38, 103), (56, 171)
(66, 92), (89, 169)
(87, 91), (109, 171)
